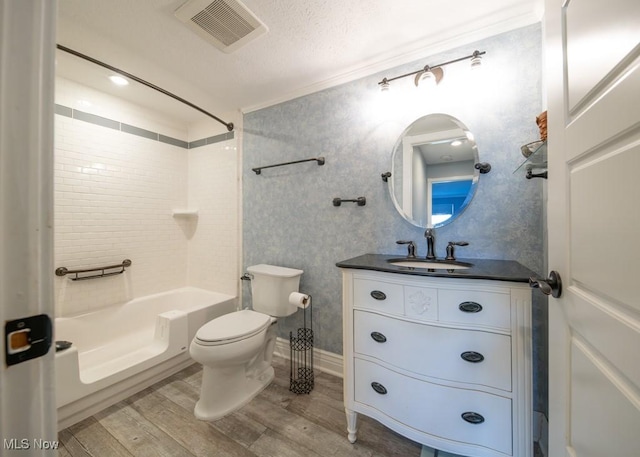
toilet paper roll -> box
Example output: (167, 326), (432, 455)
(289, 292), (310, 309)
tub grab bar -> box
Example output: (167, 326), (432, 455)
(55, 259), (132, 281)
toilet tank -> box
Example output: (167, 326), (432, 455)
(247, 264), (303, 317)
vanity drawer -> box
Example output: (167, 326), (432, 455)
(353, 311), (512, 391)
(353, 278), (404, 315)
(354, 358), (512, 456)
(438, 289), (511, 330)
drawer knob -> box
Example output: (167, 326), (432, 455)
(461, 411), (485, 424)
(370, 290), (387, 301)
(371, 382), (387, 395)
(461, 351), (485, 363)
(370, 332), (387, 343)
(459, 301), (483, 313)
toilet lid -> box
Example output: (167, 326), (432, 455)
(195, 310), (271, 344)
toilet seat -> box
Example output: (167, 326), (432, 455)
(194, 310), (272, 346)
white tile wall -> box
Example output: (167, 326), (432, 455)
(54, 77), (240, 317)
(54, 115), (190, 316)
(186, 142), (239, 296)
(56, 77), (189, 141)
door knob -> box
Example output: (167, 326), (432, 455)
(529, 271), (562, 298)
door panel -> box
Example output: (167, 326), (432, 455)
(565, 57), (640, 161)
(565, 0), (640, 112)
(570, 339), (640, 457)
(546, 0), (640, 455)
(570, 142), (640, 307)
(565, 287), (640, 393)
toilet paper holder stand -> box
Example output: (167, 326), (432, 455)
(289, 294), (314, 395)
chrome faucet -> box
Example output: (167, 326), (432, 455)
(424, 228), (436, 260)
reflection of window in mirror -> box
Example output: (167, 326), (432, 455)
(389, 113), (481, 228)
(428, 177), (473, 226)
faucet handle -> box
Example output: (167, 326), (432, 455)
(396, 240), (416, 258)
(445, 241), (469, 261)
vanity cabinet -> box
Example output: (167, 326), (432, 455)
(341, 269), (532, 457)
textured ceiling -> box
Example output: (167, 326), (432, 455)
(56, 0), (543, 124)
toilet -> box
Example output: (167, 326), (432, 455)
(189, 264), (303, 421)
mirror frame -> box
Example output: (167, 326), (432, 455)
(387, 113), (481, 229)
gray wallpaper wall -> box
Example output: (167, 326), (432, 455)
(243, 24), (547, 413)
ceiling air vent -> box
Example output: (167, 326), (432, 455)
(175, 0), (268, 53)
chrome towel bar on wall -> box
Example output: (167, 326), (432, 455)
(55, 259), (132, 281)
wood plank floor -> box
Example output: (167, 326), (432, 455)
(58, 357), (424, 457)
(58, 357), (543, 456)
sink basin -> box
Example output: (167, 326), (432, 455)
(387, 258), (472, 270)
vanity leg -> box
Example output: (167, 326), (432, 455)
(345, 408), (358, 443)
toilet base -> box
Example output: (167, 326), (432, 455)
(194, 365), (275, 421)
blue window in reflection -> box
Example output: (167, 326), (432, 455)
(431, 180), (473, 225)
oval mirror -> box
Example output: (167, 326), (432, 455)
(388, 114), (479, 228)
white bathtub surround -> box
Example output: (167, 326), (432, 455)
(55, 76), (190, 141)
(53, 75), (241, 429)
(54, 77), (240, 318)
(187, 142), (239, 296)
(55, 287), (236, 429)
(54, 112), (190, 315)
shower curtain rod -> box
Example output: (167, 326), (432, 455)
(56, 44), (234, 132)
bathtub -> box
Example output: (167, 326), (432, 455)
(55, 287), (236, 429)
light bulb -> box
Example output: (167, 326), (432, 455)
(415, 66), (443, 90)
(420, 70), (436, 84)
(109, 75), (129, 86)
(417, 69), (438, 91)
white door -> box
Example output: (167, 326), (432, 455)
(0, 1), (57, 453)
(545, 0), (640, 455)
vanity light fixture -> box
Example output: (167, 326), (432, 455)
(377, 50), (486, 92)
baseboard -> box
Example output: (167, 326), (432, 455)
(274, 337), (343, 378)
(533, 411), (548, 457)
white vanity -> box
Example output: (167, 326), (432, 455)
(338, 254), (534, 457)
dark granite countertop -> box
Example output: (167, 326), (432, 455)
(336, 254), (539, 283)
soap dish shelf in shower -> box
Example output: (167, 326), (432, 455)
(172, 209), (199, 217)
